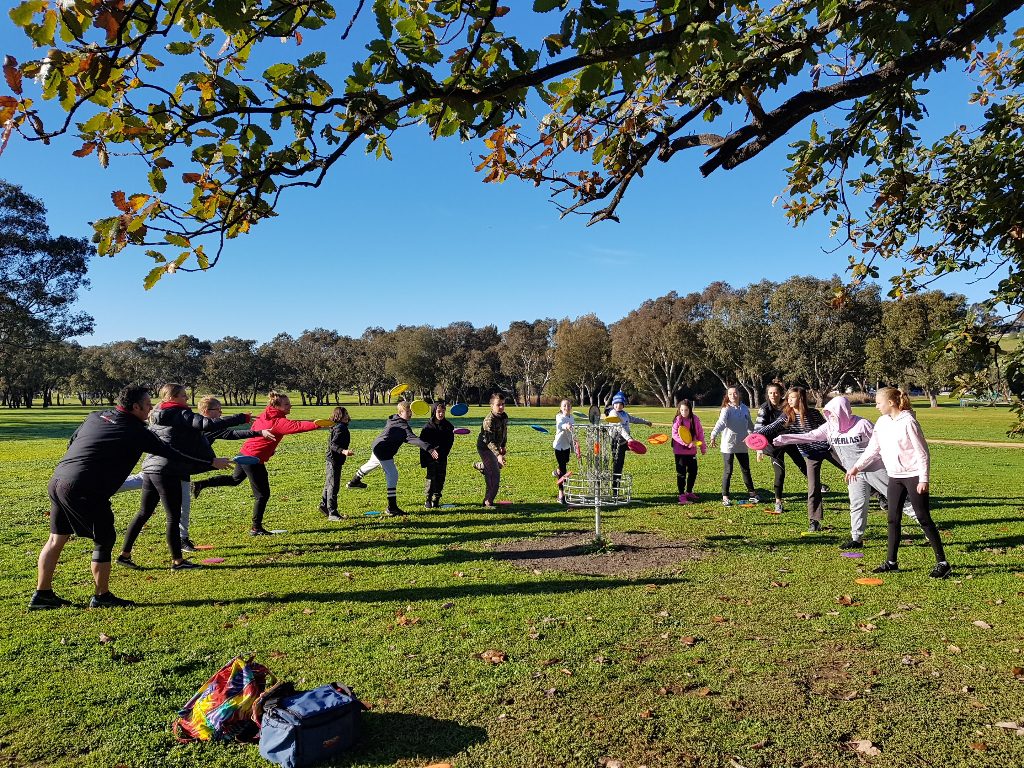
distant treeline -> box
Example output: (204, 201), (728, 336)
(0, 276), (1010, 410)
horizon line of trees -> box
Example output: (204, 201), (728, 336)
(2, 276), (1014, 412)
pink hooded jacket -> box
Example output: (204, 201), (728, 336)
(773, 396), (882, 472)
(852, 408), (930, 483)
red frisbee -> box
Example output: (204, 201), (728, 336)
(627, 439), (647, 454)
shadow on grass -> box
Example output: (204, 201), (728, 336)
(0, 419), (84, 441)
(350, 712), (487, 767)
(152, 576), (684, 607)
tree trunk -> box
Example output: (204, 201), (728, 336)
(928, 390), (939, 408)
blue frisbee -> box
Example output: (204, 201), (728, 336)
(529, 425), (549, 434)
(232, 455), (261, 465)
(450, 403), (469, 416)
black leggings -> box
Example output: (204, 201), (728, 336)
(722, 452), (754, 497)
(425, 459), (448, 498)
(554, 448), (571, 487)
(674, 454), (698, 494)
(195, 463), (270, 529)
(122, 473), (184, 560)
(886, 476), (946, 564)
(321, 454), (346, 513)
(766, 446), (807, 499)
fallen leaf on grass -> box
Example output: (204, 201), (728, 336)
(395, 613), (420, 627)
(638, 709), (653, 719)
(539, 658), (561, 667)
(842, 690), (859, 700)
(98, 633), (114, 644)
(342, 572), (353, 580)
(560, 668), (573, 676)
(424, 763), (453, 768)
(711, 615), (727, 623)
(596, 759), (624, 768)
(453, 571), (465, 578)
(846, 739), (882, 756)
(302, 608), (314, 615)
(795, 612), (821, 620)
(994, 721), (1022, 731)
(1012, 667), (1024, 680)
(680, 636), (700, 647)
(859, 623), (878, 632)
(476, 649), (507, 664)
(269, 650), (287, 659)
(770, 581), (789, 588)
(947, 645), (962, 654)
(837, 595), (861, 606)
(693, 686), (713, 697)
(971, 742), (988, 751)
(973, 620), (993, 630)
(441, 601), (454, 609)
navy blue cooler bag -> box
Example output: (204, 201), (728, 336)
(257, 683), (365, 767)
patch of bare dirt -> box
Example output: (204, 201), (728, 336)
(491, 530), (705, 576)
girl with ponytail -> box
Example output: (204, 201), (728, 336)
(847, 387), (951, 579)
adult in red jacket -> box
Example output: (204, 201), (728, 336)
(191, 391), (322, 535)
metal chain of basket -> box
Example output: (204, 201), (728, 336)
(562, 422), (632, 540)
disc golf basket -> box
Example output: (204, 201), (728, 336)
(562, 422), (632, 541)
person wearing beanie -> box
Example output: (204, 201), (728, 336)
(420, 401), (455, 508)
(608, 391), (652, 496)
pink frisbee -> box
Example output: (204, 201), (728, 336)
(453, 428), (471, 435)
(201, 557), (225, 564)
(744, 433), (768, 451)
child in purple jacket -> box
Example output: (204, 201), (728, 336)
(672, 400), (706, 504)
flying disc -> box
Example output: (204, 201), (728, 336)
(232, 455), (261, 465)
(389, 383), (409, 399)
(194, 544), (215, 551)
(588, 405), (601, 424)
(441, 504), (457, 509)
(739, 503), (757, 508)
(677, 426), (693, 444)
(268, 529), (287, 534)
(364, 510), (382, 517)
(764, 509), (781, 515)
(313, 418), (334, 428)
(453, 427), (471, 435)
(573, 411), (587, 418)
(450, 403), (468, 416)
(602, 414), (621, 424)
(410, 400), (430, 417)
(744, 433), (769, 451)
(841, 552), (864, 558)
(201, 557), (225, 564)
(647, 433), (669, 445)
(556, 471), (573, 485)
(530, 424), (549, 433)
(496, 500), (513, 505)
(627, 439), (647, 454)
(854, 577), (884, 586)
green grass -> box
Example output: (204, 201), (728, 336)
(2, 403), (1024, 767)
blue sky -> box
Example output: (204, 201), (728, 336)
(2, 7), (1015, 345)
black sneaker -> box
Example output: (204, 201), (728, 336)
(116, 554), (143, 570)
(347, 478), (368, 489)
(929, 561), (952, 579)
(821, 484), (831, 494)
(171, 559), (202, 571)
(249, 527), (274, 536)
(181, 539), (198, 553)
(872, 561), (899, 574)
(326, 513), (343, 522)
(840, 539), (864, 549)
(190, 482), (202, 500)
(383, 508), (407, 517)
(807, 520), (821, 533)
(89, 592), (136, 608)
(28, 590), (73, 611)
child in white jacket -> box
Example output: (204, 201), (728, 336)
(847, 388), (951, 579)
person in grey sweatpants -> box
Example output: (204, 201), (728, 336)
(774, 396), (915, 549)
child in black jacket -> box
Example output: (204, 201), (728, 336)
(420, 401), (455, 508)
(348, 401), (437, 515)
(320, 407), (354, 520)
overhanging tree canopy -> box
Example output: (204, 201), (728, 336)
(1, 0), (1020, 288)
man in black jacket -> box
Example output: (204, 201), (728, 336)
(30, 385), (231, 610)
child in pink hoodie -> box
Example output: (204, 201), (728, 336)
(672, 400), (705, 504)
(847, 388), (951, 579)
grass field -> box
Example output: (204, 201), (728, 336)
(1, 400), (1023, 768)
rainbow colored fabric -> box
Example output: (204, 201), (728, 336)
(175, 657), (272, 742)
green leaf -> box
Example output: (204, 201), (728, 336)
(298, 51), (327, 69)
(167, 42), (192, 55)
(533, 0), (566, 11)
(148, 167), (166, 194)
(264, 63), (294, 82)
(143, 264), (166, 290)
(9, 0), (42, 27)
(165, 233), (191, 248)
